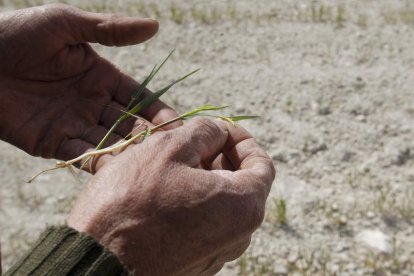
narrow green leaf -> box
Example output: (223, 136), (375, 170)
(195, 104), (230, 111)
(227, 115), (259, 121)
(127, 68), (200, 115)
(130, 49), (176, 106)
(182, 104), (229, 118)
(217, 115), (259, 126)
(96, 50), (176, 150)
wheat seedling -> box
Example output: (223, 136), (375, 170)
(27, 105), (257, 183)
(27, 50), (258, 183)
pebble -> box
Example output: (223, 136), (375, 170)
(287, 252), (299, 264)
(355, 229), (393, 254)
(274, 260), (289, 275)
(356, 115), (367, 122)
(331, 203), (340, 212)
(339, 215), (348, 225)
(366, 211), (375, 219)
(318, 106), (331, 115)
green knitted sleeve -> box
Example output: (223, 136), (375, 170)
(4, 226), (130, 276)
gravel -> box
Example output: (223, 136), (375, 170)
(1, 0), (414, 274)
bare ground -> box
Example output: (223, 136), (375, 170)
(1, 0), (414, 275)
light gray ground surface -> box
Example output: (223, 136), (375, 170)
(1, 0), (414, 275)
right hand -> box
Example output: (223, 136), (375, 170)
(67, 118), (275, 275)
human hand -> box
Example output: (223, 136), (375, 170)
(67, 118), (275, 275)
(0, 4), (179, 162)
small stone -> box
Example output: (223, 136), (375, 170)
(272, 151), (288, 163)
(356, 115), (366, 122)
(331, 203), (339, 212)
(366, 211), (375, 219)
(310, 143), (328, 154)
(287, 252), (299, 264)
(274, 260), (289, 275)
(318, 106), (331, 115)
(341, 151), (355, 162)
(356, 229), (393, 254)
(335, 243), (349, 252)
(339, 215), (347, 225)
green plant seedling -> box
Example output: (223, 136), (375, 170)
(27, 50), (258, 183)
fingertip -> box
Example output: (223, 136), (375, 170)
(142, 18), (159, 33)
(97, 16), (159, 46)
(131, 17), (159, 40)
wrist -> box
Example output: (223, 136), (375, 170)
(4, 225), (129, 275)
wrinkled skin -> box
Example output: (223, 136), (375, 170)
(68, 118), (276, 275)
(0, 4), (175, 273)
(0, 4), (276, 276)
(0, 4), (179, 163)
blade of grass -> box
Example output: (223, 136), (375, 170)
(217, 115), (259, 126)
(128, 49), (175, 108)
(95, 50), (176, 150)
(127, 68), (200, 116)
(28, 104), (258, 183)
(95, 68), (199, 150)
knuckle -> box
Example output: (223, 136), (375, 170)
(191, 118), (225, 140)
(228, 238), (251, 261)
(42, 3), (70, 14)
(248, 200), (266, 230)
(224, 190), (266, 233)
(242, 187), (267, 231)
(264, 154), (277, 180)
(150, 131), (174, 145)
(192, 117), (220, 132)
(149, 131), (185, 158)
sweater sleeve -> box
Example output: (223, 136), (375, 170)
(4, 225), (130, 276)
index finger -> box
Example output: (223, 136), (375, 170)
(218, 121), (276, 191)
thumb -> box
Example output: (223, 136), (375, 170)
(61, 5), (159, 46)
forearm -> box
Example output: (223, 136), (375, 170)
(4, 225), (129, 276)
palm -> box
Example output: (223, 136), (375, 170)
(0, 5), (174, 163)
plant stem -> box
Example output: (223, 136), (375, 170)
(96, 121), (120, 149)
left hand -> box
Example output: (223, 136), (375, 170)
(0, 4), (179, 162)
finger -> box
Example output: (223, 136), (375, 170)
(199, 263), (224, 276)
(80, 125), (124, 147)
(164, 118), (228, 166)
(200, 239), (250, 275)
(56, 138), (114, 174)
(56, 138), (95, 162)
(60, 5), (159, 46)
(220, 122), (276, 191)
(217, 237), (251, 263)
(92, 118), (152, 172)
(196, 238), (251, 276)
(210, 153), (235, 171)
(98, 100), (152, 137)
(113, 72), (182, 130)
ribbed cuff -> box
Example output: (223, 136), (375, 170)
(4, 226), (130, 276)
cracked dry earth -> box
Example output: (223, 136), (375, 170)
(1, 0), (414, 275)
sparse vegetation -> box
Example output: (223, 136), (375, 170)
(266, 197), (287, 225)
(363, 237), (412, 275)
(4, 1), (414, 28)
(357, 14), (368, 28)
(335, 4), (346, 27)
(2, 1), (414, 274)
(237, 249), (334, 275)
(382, 8), (414, 25)
(170, 3), (184, 24)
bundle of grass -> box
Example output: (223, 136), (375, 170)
(27, 50), (257, 183)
